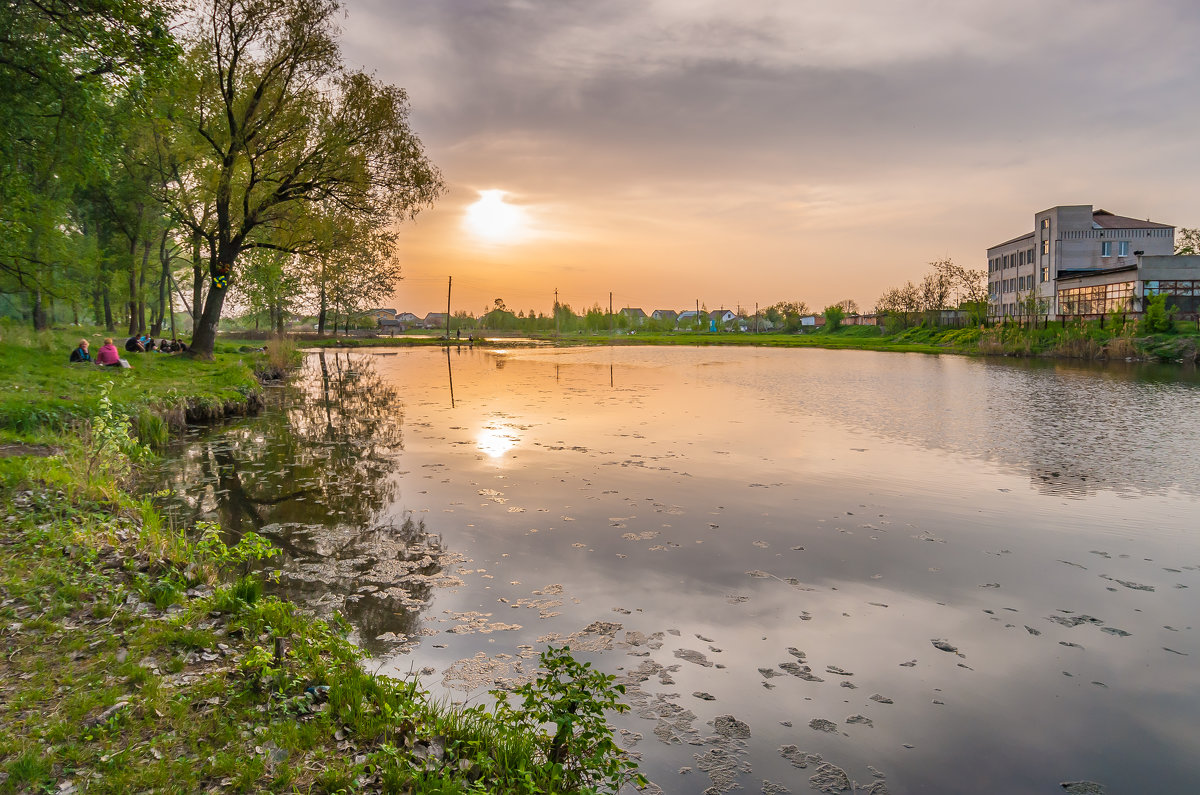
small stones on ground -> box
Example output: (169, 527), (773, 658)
(693, 691), (716, 701)
(869, 694), (894, 704)
(1061, 782), (1105, 794)
(846, 714), (873, 727)
(808, 718), (839, 733)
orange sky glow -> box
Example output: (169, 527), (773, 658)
(339, 0), (1200, 317)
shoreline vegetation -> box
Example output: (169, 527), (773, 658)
(265, 320), (1200, 364)
(0, 325), (642, 794)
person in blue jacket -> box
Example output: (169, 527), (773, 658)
(69, 339), (92, 363)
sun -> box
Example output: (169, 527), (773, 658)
(463, 190), (528, 243)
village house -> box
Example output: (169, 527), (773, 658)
(708, 309), (736, 327)
(651, 309), (678, 324)
(363, 307), (397, 323)
(619, 307), (647, 326)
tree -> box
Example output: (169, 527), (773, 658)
(823, 304), (845, 331)
(0, 0), (175, 329)
(1176, 228), (1200, 256)
(836, 298), (859, 314)
(167, 0), (443, 358)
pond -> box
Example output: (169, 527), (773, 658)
(151, 345), (1200, 794)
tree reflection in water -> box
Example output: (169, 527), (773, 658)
(151, 350), (453, 654)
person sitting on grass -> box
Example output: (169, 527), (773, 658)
(95, 338), (127, 367)
(69, 339), (92, 363)
(125, 335), (145, 353)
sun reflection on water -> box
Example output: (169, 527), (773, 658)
(476, 425), (519, 458)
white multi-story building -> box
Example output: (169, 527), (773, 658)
(987, 205), (1198, 319)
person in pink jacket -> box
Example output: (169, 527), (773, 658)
(94, 338), (125, 367)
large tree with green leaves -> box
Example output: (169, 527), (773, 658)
(165, 0), (443, 358)
(0, 0), (175, 328)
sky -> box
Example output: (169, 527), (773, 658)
(338, 0), (1200, 317)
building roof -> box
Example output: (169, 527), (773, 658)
(620, 307), (647, 317)
(1055, 263), (1140, 282)
(1090, 210), (1173, 230)
(652, 309), (678, 318)
(987, 231), (1035, 251)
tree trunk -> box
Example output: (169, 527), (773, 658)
(189, 246), (233, 359)
(102, 286), (114, 330)
(127, 238), (138, 335)
(31, 289), (48, 331)
(91, 285), (103, 328)
(152, 229), (169, 336)
(191, 229), (204, 338)
(190, 282), (227, 360)
(317, 280), (327, 336)
(137, 238), (151, 334)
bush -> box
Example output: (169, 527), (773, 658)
(1140, 293), (1177, 334)
(822, 305), (845, 331)
(493, 646), (644, 793)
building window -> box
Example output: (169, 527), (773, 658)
(1042, 240), (1050, 255)
(1118, 241), (1130, 256)
(1144, 280), (1200, 314)
(1041, 219), (1050, 229)
(1041, 267), (1049, 282)
(1058, 281), (1135, 317)
(1101, 241), (1112, 257)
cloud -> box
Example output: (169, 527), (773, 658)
(344, 0), (1200, 310)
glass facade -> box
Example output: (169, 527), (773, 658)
(1057, 282), (1135, 316)
(1144, 280), (1200, 314)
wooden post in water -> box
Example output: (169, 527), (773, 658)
(445, 276), (452, 340)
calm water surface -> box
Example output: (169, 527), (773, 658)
(153, 346), (1200, 794)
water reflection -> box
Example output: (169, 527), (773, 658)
(151, 346), (1200, 794)
(150, 351), (453, 652)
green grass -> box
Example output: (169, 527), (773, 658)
(0, 321), (261, 442)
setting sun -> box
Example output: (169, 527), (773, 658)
(463, 189), (528, 244)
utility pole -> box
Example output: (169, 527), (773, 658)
(445, 276), (452, 339)
(696, 298), (700, 331)
(554, 288), (559, 337)
(609, 291), (613, 336)
(755, 302), (759, 334)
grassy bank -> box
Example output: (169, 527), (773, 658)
(270, 320), (1200, 363)
(0, 328), (641, 794)
(0, 324), (268, 445)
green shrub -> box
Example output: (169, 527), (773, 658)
(1140, 293), (1177, 334)
(822, 305), (845, 331)
(493, 646), (643, 793)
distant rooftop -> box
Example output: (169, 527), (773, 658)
(1090, 209), (1173, 230)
